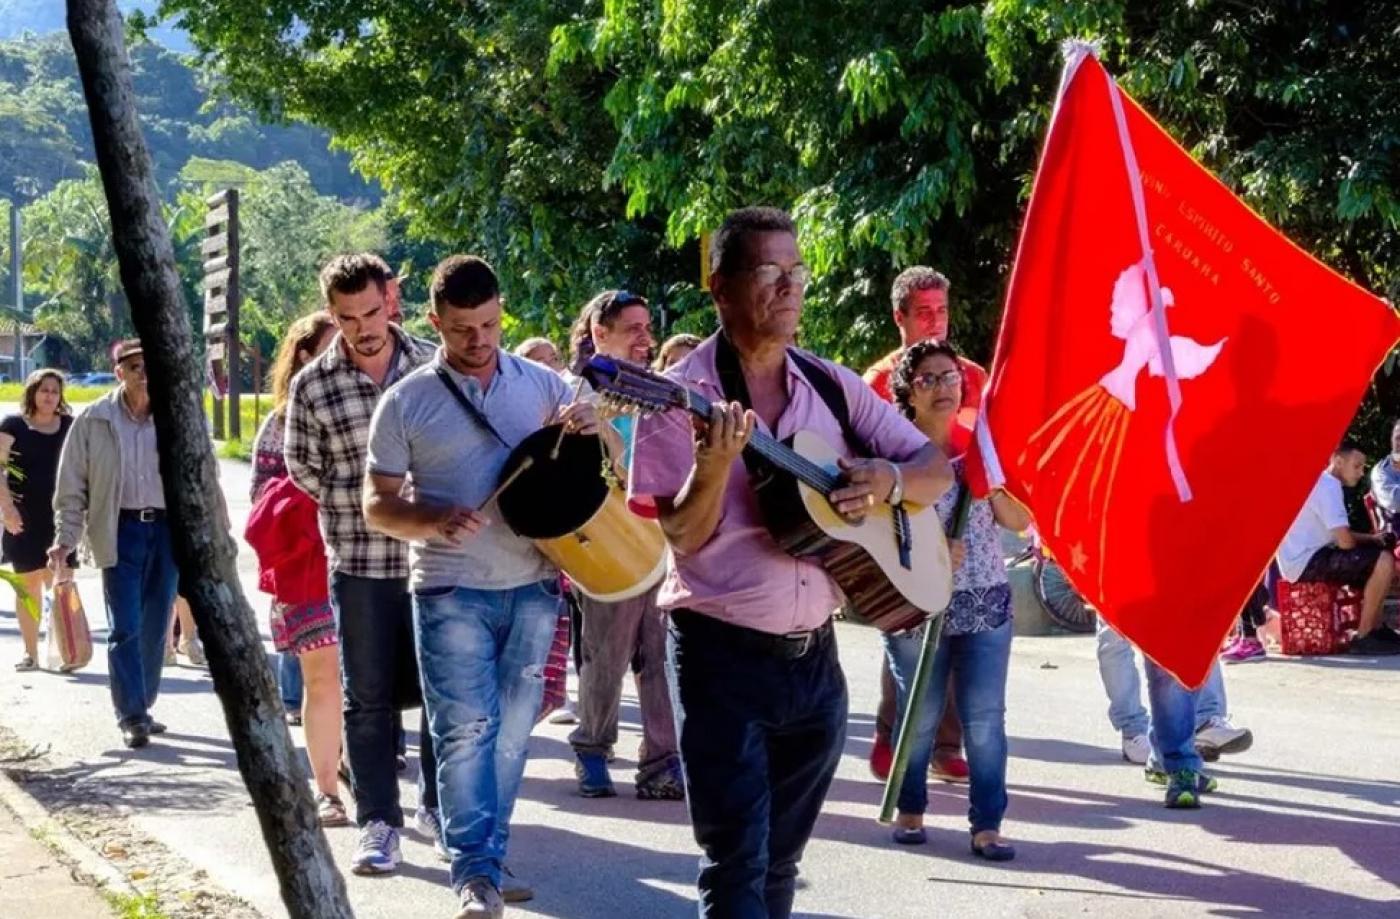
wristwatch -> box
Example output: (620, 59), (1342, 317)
(885, 460), (905, 506)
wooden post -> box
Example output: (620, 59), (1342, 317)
(204, 189), (240, 440)
(64, 2), (353, 915)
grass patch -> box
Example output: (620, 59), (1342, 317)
(204, 392), (268, 442)
(0, 384), (270, 436)
(102, 891), (171, 919)
(0, 383), (112, 404)
(214, 438), (251, 462)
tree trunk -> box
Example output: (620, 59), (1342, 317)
(64, 3), (354, 916)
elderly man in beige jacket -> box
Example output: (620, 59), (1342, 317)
(50, 340), (179, 749)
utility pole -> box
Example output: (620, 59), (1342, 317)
(9, 204), (21, 381)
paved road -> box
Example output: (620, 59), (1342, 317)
(1, 457), (1398, 917)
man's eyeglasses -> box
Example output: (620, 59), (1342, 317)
(911, 370), (962, 391)
(743, 263), (812, 289)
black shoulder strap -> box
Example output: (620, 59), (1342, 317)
(713, 333), (867, 462)
(788, 348), (865, 457)
(713, 332), (765, 477)
(433, 367), (513, 450)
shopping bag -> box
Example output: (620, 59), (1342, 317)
(45, 580), (93, 672)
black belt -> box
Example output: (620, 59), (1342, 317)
(672, 608), (833, 660)
(119, 508), (165, 523)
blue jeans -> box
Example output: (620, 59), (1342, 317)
(413, 579), (558, 893)
(102, 516), (179, 728)
(884, 620), (1012, 833)
(668, 611), (847, 919)
(1095, 618), (1226, 738)
(1145, 658), (1204, 774)
(331, 573), (438, 828)
(279, 652), (303, 711)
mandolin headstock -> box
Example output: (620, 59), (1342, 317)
(582, 356), (696, 418)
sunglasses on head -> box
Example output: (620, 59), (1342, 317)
(611, 290), (648, 309)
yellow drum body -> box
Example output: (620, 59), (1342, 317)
(535, 484), (667, 601)
(497, 424), (666, 602)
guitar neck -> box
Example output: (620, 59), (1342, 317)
(681, 390), (842, 495)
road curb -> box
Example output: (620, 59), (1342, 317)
(0, 758), (138, 900)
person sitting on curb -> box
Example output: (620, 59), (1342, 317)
(1278, 439), (1400, 656)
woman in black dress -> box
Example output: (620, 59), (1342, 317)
(0, 369), (75, 670)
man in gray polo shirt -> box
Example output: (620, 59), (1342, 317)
(364, 254), (600, 919)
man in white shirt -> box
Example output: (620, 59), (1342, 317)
(1277, 440), (1399, 656)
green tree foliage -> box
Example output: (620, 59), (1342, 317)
(163, 1), (1399, 366)
(21, 168), (135, 366)
(0, 32), (374, 202)
(163, 0), (1400, 447)
(20, 160), (384, 370)
(176, 158), (386, 347)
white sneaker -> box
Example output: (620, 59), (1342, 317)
(547, 699), (579, 725)
(1121, 733), (1151, 765)
(414, 806), (450, 862)
(178, 637), (207, 667)
(1195, 716), (1253, 757)
(351, 820), (402, 876)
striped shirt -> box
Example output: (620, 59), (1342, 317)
(283, 325), (435, 578)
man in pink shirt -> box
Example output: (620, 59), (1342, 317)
(630, 206), (952, 918)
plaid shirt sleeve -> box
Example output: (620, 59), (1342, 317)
(283, 373), (323, 502)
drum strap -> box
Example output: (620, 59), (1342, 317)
(434, 367), (515, 450)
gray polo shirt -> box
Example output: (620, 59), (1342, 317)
(112, 393), (164, 510)
(366, 348), (571, 591)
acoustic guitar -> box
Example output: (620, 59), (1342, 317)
(582, 356), (952, 633)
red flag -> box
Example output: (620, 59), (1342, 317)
(969, 50), (1400, 687)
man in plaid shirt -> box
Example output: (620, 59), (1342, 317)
(284, 252), (441, 875)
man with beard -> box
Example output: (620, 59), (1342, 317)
(284, 253), (441, 875)
(365, 255), (597, 917)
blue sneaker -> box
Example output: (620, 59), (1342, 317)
(351, 820), (402, 875)
(575, 752), (617, 798)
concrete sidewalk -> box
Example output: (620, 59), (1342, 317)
(0, 799), (114, 917)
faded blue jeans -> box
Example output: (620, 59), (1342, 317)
(1145, 658), (1204, 775)
(1095, 617), (1226, 739)
(102, 515), (179, 728)
(883, 619), (1013, 834)
(413, 579), (559, 893)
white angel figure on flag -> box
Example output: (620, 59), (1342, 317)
(1015, 260), (1226, 594)
(1099, 262), (1226, 411)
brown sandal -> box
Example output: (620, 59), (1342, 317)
(14, 655), (36, 672)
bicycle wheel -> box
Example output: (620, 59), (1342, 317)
(1032, 557), (1097, 633)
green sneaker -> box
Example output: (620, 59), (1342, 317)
(1165, 770), (1217, 808)
(1145, 765), (1216, 793)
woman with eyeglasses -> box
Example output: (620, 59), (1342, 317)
(884, 339), (1029, 861)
